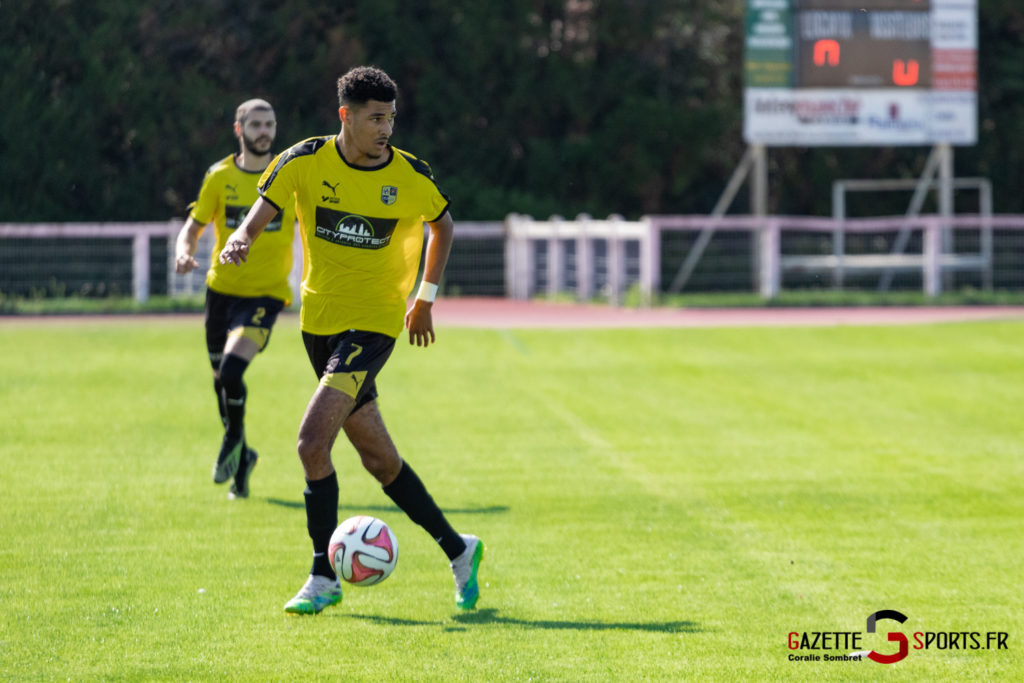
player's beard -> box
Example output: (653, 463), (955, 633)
(242, 133), (273, 156)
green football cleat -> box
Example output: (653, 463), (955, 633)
(450, 534), (484, 610)
(228, 448), (258, 499)
(212, 431), (244, 484)
(284, 575), (342, 615)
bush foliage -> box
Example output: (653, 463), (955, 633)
(1, 1), (1021, 222)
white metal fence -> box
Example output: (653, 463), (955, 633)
(3, 215), (1024, 304)
(647, 214), (1010, 298)
(0, 221), (179, 303)
(0, 220), (508, 304)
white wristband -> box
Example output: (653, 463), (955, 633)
(416, 281), (438, 303)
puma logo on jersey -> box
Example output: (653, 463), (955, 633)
(321, 180), (341, 204)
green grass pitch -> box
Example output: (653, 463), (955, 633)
(1, 314), (1022, 681)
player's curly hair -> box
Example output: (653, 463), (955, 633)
(337, 66), (397, 107)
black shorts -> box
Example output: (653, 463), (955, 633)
(205, 288), (284, 368)
(302, 329), (396, 413)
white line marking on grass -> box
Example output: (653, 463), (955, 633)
(536, 393), (611, 449)
(497, 329), (530, 355)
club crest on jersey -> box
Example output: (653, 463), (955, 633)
(380, 186), (398, 205)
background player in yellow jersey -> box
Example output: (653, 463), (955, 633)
(175, 99), (297, 499)
(219, 66), (484, 614)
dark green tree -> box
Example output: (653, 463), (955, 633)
(0, 0), (1020, 222)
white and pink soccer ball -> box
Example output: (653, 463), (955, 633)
(328, 516), (399, 586)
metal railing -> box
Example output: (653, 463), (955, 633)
(4, 215), (1024, 304)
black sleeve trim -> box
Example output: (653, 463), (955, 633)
(427, 200), (450, 224)
(259, 193), (283, 213)
(396, 149), (436, 181)
(259, 136), (330, 193)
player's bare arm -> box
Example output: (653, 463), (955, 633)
(405, 212), (454, 347)
(219, 197), (280, 266)
(174, 217), (205, 274)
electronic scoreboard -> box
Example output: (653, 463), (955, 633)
(743, 0), (977, 145)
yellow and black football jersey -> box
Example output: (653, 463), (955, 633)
(258, 137), (450, 338)
(189, 154), (297, 304)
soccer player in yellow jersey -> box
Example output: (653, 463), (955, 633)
(220, 67), (483, 614)
(175, 99), (297, 499)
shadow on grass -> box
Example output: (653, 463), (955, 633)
(265, 498), (509, 516)
(342, 608), (701, 634)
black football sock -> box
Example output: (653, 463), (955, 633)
(383, 462), (466, 561)
(305, 471), (339, 580)
(219, 354), (250, 440)
(212, 377), (228, 427)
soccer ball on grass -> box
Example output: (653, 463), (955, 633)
(328, 515), (398, 586)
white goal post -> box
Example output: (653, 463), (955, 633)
(505, 213), (660, 303)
